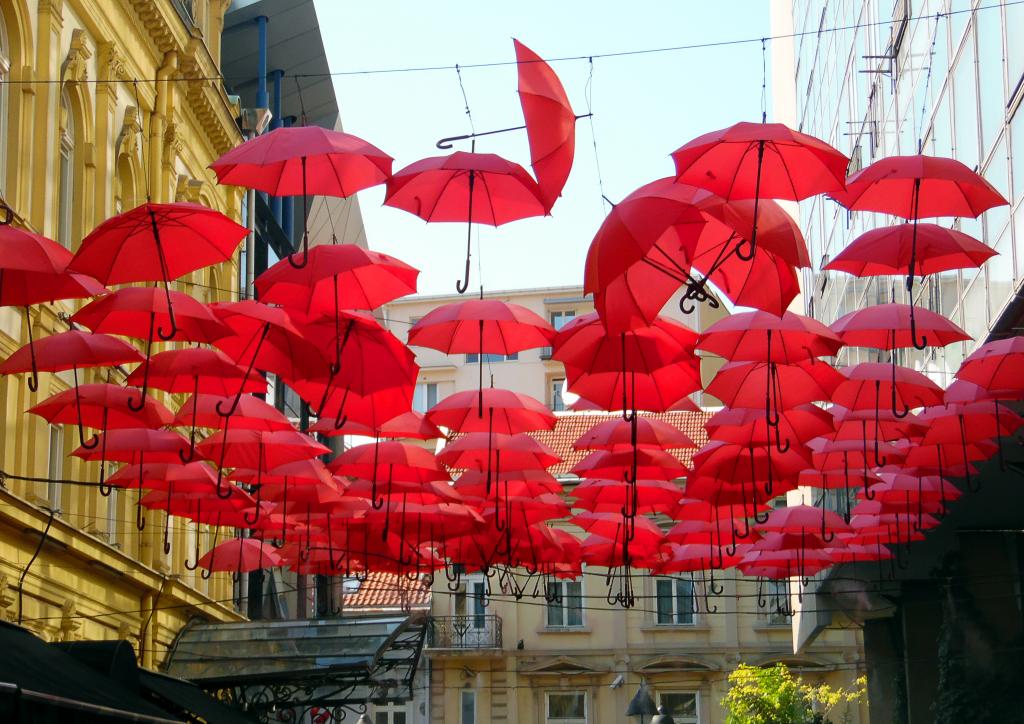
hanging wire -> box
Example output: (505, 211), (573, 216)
(760, 37), (769, 123)
(585, 57), (609, 212)
(454, 64), (476, 135)
(915, 12), (944, 153)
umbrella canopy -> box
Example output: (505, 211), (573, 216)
(197, 538), (283, 573)
(572, 448), (688, 481)
(0, 225), (105, 305)
(426, 388), (556, 434)
(438, 432), (560, 472)
(696, 310), (842, 363)
(565, 362), (703, 414)
(830, 302), (970, 351)
(705, 405), (834, 446)
(254, 244), (418, 314)
(552, 312), (698, 375)
(832, 363), (944, 411)
(573, 416), (696, 451)
(72, 428), (193, 463)
(29, 384), (172, 431)
(0, 330), (142, 375)
(125, 347), (267, 397)
(172, 393), (295, 432)
(328, 441), (448, 483)
(956, 337), (1024, 393)
(408, 299), (555, 354)
(71, 287), (230, 343)
(197, 429), (331, 471)
(210, 125), (392, 197)
(705, 359), (843, 410)
(824, 223), (997, 277)
(514, 38), (577, 211)
(671, 122), (849, 201)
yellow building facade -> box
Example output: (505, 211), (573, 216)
(0, 0), (246, 668)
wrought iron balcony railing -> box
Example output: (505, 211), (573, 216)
(427, 615), (502, 650)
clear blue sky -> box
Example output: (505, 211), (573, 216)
(316, 1), (771, 295)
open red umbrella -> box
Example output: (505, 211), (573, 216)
(514, 39), (578, 211)
(756, 504), (852, 543)
(197, 537), (283, 573)
(211, 125), (392, 268)
(384, 151), (546, 293)
(830, 302), (970, 354)
(824, 223), (997, 278)
(173, 393), (294, 432)
(565, 362), (703, 415)
(426, 388), (555, 434)
(68, 202), (247, 338)
(408, 299), (554, 414)
(697, 310), (842, 363)
(0, 225), (107, 389)
(573, 416), (696, 451)
(705, 405), (834, 447)
(955, 337), (1024, 394)
(672, 121), (847, 260)
(254, 244), (418, 315)
(438, 432), (559, 472)
(572, 448), (688, 481)
(705, 359), (842, 412)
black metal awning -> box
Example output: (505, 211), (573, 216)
(0, 622), (178, 723)
(164, 613), (427, 722)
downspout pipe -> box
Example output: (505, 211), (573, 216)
(269, 69), (284, 225)
(149, 52), (178, 203)
(255, 16), (269, 109)
(281, 115), (296, 242)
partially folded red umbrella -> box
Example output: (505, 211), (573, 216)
(514, 39), (577, 211)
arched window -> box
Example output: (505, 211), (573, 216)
(115, 153), (135, 214)
(56, 91), (75, 248)
(0, 12), (10, 199)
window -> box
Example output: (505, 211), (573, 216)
(762, 580), (792, 625)
(550, 377), (566, 412)
(545, 580), (583, 628)
(546, 692), (586, 724)
(658, 692), (699, 723)
(57, 92), (75, 249)
(453, 578), (487, 631)
(47, 425), (64, 511)
(465, 352), (518, 363)
(655, 578), (695, 625)
(542, 309), (575, 357)
(412, 382), (438, 413)
(460, 690), (476, 724)
(372, 702), (408, 724)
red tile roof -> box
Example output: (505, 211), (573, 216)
(532, 410), (711, 475)
(343, 571), (431, 611)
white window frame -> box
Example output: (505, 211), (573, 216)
(550, 377), (566, 412)
(106, 472), (119, 546)
(545, 579), (584, 629)
(47, 425), (64, 511)
(465, 351), (518, 364)
(57, 93), (75, 249)
(545, 690), (587, 724)
(657, 691), (700, 724)
(654, 577), (697, 626)
(460, 689), (476, 724)
(370, 700), (410, 724)
(412, 381), (438, 413)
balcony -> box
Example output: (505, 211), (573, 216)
(427, 615), (502, 651)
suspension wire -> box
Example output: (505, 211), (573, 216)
(915, 13), (944, 153)
(454, 64), (476, 135)
(760, 37), (769, 123)
(583, 57), (611, 214)
(0, 1), (1014, 86)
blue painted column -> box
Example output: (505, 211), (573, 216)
(281, 115), (296, 243)
(269, 69), (284, 224)
(255, 16), (269, 109)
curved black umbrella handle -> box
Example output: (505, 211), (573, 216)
(214, 466), (234, 500)
(243, 484), (263, 526)
(75, 369), (100, 448)
(456, 170), (476, 295)
(217, 325), (269, 419)
(146, 208), (179, 342)
(708, 567), (725, 596)
(909, 303), (928, 351)
(184, 523), (201, 570)
(287, 156), (310, 270)
(733, 514), (751, 540)
(23, 307), (40, 393)
(753, 507), (770, 524)
(890, 357), (909, 419)
(756, 577), (768, 609)
(127, 314), (156, 412)
(820, 514), (836, 543)
(135, 496), (146, 531)
(734, 141), (765, 261)
(156, 281), (179, 341)
(774, 426), (790, 454)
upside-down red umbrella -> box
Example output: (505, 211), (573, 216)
(0, 225), (107, 389)
(585, 179), (808, 329)
(829, 155), (1008, 291)
(68, 202), (247, 338)
(408, 299), (554, 414)
(514, 38), (578, 211)
(254, 244), (418, 317)
(384, 151), (547, 293)
(0, 330), (143, 442)
(211, 126), (392, 267)
(672, 121), (848, 260)
(329, 440), (447, 498)
(427, 387), (555, 437)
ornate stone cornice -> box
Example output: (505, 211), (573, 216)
(117, 106), (144, 158)
(175, 174), (203, 203)
(97, 41), (128, 82)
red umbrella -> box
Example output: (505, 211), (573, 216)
(572, 448), (688, 481)
(0, 329), (142, 412)
(68, 202), (247, 338)
(426, 388), (555, 434)
(572, 478), (683, 516)
(514, 38), (578, 211)
(211, 125), (392, 267)
(438, 432), (559, 472)
(573, 416), (696, 451)
(956, 337), (1024, 394)
(408, 299), (554, 413)
(565, 363), (703, 415)
(173, 393), (294, 432)
(824, 223), (997, 278)
(696, 310), (842, 363)
(553, 312), (698, 374)
(71, 286), (229, 347)
(672, 121), (847, 260)
(292, 383), (414, 432)
(254, 244), (418, 315)
(197, 538), (283, 573)
(830, 155), (1008, 295)
(705, 359), (842, 412)
(830, 302), (970, 353)
(29, 384), (170, 436)
(329, 441), (447, 486)
(705, 405), (834, 447)
(755, 504), (852, 543)
(0, 226), (107, 389)
(384, 151), (546, 292)
(585, 178), (807, 328)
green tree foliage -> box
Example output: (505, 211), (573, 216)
(721, 663), (866, 724)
